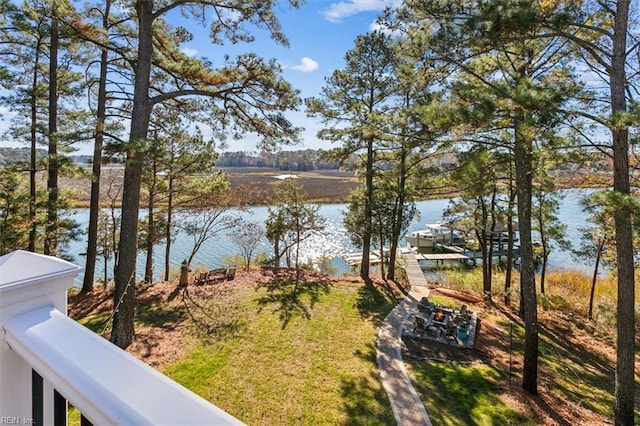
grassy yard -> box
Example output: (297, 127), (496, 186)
(162, 280), (396, 425)
(72, 273), (398, 425)
(69, 266), (639, 424)
(405, 265), (640, 425)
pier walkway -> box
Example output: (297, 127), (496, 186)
(376, 253), (432, 426)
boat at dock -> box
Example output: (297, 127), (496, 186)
(404, 223), (465, 249)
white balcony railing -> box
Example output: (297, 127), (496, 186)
(0, 250), (243, 426)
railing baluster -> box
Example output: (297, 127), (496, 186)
(80, 414), (94, 426)
(32, 370), (43, 426)
(54, 389), (66, 426)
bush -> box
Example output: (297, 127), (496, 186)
(316, 254), (337, 275)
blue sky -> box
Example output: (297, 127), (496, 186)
(0, 1), (399, 155)
(179, 0), (401, 153)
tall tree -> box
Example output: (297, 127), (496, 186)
(386, 0), (580, 395)
(150, 109), (218, 282)
(573, 192), (617, 321)
(2, 1), (50, 252)
(307, 31), (399, 284)
(3, 0), (87, 257)
(91, 1), (302, 349)
(535, 2), (638, 420)
(0, 167), (33, 254)
(383, 62), (442, 281)
(447, 148), (502, 302)
(140, 127), (170, 284)
(531, 152), (570, 294)
(82, 0), (118, 293)
(43, 0), (59, 255)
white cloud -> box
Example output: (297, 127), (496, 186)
(181, 47), (198, 57)
(369, 20), (399, 35)
(291, 57), (319, 73)
(322, 0), (401, 23)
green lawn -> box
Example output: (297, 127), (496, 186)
(72, 269), (636, 424)
(162, 279), (398, 425)
(405, 361), (532, 426)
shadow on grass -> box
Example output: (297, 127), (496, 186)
(409, 361), (530, 425)
(537, 322), (616, 418)
(68, 288), (113, 319)
(180, 288), (246, 343)
(256, 269), (333, 329)
(341, 343), (396, 425)
(354, 283), (398, 326)
(135, 304), (187, 329)
(78, 312), (111, 334)
(497, 313), (619, 421)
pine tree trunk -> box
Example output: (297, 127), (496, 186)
(164, 175), (174, 281)
(611, 5), (635, 423)
(514, 115), (539, 396)
(83, 0), (111, 293)
(504, 170), (516, 304)
(44, 10), (59, 255)
(387, 147), (408, 281)
(111, 0), (154, 349)
(361, 137), (374, 284)
(588, 241), (602, 321)
(29, 45), (40, 252)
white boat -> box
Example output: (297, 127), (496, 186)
(404, 223), (464, 248)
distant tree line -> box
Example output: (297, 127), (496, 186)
(215, 149), (342, 171)
(0, 147), (47, 166)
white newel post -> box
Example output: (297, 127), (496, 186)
(0, 250), (82, 422)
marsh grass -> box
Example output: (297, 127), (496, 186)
(435, 265), (640, 327)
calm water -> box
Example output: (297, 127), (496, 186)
(65, 188), (596, 286)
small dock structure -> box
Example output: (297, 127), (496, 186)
(415, 252), (470, 262)
(341, 250), (389, 266)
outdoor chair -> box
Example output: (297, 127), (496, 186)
(445, 323), (459, 343)
(413, 316), (427, 335)
(426, 325), (438, 337)
(418, 296), (436, 313)
(225, 267), (236, 280)
(193, 272), (208, 286)
(417, 303), (432, 316)
(460, 304), (468, 316)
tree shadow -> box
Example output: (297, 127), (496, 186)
(410, 361), (531, 425)
(135, 304), (186, 329)
(536, 321), (616, 416)
(179, 286), (246, 343)
(340, 343), (396, 425)
(354, 282), (398, 326)
(495, 304), (618, 420)
(67, 288), (114, 319)
(255, 268), (333, 329)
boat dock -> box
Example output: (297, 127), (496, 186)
(341, 251), (384, 266)
(415, 253), (470, 262)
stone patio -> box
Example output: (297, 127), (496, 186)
(402, 310), (478, 349)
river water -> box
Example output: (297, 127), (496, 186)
(65, 188), (595, 286)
